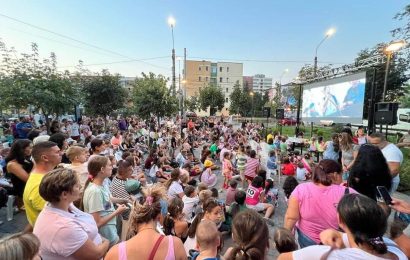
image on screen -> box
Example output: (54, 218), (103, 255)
(301, 72), (366, 124)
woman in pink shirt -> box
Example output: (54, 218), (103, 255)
(244, 150), (259, 184)
(284, 159), (356, 248)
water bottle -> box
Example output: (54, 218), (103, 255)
(6, 195), (15, 221)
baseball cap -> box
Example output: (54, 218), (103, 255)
(125, 179), (141, 195)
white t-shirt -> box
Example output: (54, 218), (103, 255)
(382, 143), (403, 182)
(182, 195), (199, 222)
(296, 167), (307, 181)
(167, 181), (183, 199)
(293, 234), (407, 260)
(71, 123), (80, 136)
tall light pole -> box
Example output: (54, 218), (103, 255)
(168, 16), (176, 96)
(250, 91), (254, 123)
(277, 69), (289, 109)
(314, 28), (336, 77)
(382, 40), (406, 101)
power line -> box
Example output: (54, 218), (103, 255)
(0, 13), (169, 70)
(188, 56), (348, 65)
(57, 56), (169, 69)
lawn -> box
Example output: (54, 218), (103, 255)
(262, 124), (410, 193)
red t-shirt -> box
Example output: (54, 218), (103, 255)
(282, 163), (295, 176)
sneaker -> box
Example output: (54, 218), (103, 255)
(264, 217), (275, 226)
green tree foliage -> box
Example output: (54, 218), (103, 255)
(392, 4), (410, 41)
(399, 83), (410, 107)
(198, 84), (225, 115)
(184, 96), (199, 112)
(131, 72), (178, 121)
(357, 43), (409, 118)
(229, 82), (245, 115)
(82, 69), (127, 121)
(0, 40), (78, 128)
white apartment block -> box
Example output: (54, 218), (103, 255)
(216, 62), (243, 115)
(252, 74), (272, 95)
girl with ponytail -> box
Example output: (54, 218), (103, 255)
(105, 184), (187, 260)
(224, 210), (269, 260)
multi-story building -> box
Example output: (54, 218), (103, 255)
(252, 74), (273, 95)
(184, 60), (243, 116)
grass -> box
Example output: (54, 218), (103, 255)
(260, 123), (410, 193)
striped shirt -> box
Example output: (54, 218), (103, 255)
(236, 153), (248, 171)
(109, 176), (131, 219)
(244, 158), (259, 178)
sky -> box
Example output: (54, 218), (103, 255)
(0, 0), (408, 83)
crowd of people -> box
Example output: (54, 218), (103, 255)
(0, 114), (409, 259)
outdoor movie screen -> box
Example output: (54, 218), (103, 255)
(301, 72), (366, 124)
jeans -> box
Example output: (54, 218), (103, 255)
(391, 175), (400, 193)
(297, 228), (317, 248)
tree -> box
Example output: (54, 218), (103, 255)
(184, 96), (199, 112)
(131, 72), (178, 122)
(0, 40), (78, 130)
(356, 43), (409, 118)
(392, 4), (410, 41)
(229, 82), (243, 115)
(399, 83), (410, 107)
(198, 84), (225, 116)
(82, 69), (127, 126)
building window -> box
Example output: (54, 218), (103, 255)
(219, 67), (223, 72)
(199, 66), (201, 71)
(220, 77), (223, 83)
(199, 76), (201, 82)
(225, 98), (229, 103)
(206, 77), (208, 82)
(227, 67), (229, 72)
(226, 88), (228, 93)
(227, 77), (229, 83)
(206, 66), (209, 71)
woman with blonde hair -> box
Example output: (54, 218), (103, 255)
(339, 132), (359, 180)
(0, 232), (41, 260)
(105, 184), (186, 260)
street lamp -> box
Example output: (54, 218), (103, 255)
(250, 91), (254, 123)
(382, 40), (406, 101)
(314, 27), (336, 77)
(168, 16), (176, 96)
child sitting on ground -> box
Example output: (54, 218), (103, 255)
(267, 150), (277, 179)
(182, 185), (200, 222)
(281, 157), (295, 176)
(225, 179), (238, 206)
(296, 162), (308, 181)
(201, 160), (217, 188)
(274, 227), (298, 253)
(283, 176), (299, 203)
(264, 178), (279, 207)
(192, 220), (221, 260)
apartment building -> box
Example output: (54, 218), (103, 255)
(184, 60), (243, 116)
(252, 74), (273, 95)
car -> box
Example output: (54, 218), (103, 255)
(279, 117), (297, 126)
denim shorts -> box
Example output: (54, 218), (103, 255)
(297, 228), (317, 248)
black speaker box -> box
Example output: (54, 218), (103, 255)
(374, 102), (398, 125)
(276, 108), (285, 120)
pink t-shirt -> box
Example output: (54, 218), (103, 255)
(225, 187), (236, 206)
(223, 159), (233, 178)
(245, 185), (263, 206)
(244, 158), (259, 178)
(291, 182), (356, 243)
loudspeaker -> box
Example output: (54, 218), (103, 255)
(263, 107), (271, 118)
(374, 102), (398, 125)
(276, 108), (285, 120)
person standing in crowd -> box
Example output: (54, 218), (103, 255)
(82, 155), (127, 247)
(64, 145), (89, 194)
(323, 133), (340, 162)
(5, 139), (33, 209)
(339, 132), (359, 181)
(34, 168), (110, 259)
(105, 184), (186, 260)
(356, 126), (367, 145)
(23, 141), (62, 227)
(348, 144), (392, 200)
(279, 194), (407, 259)
(16, 116), (33, 139)
(369, 132), (403, 193)
(284, 159), (356, 248)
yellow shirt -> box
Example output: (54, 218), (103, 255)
(23, 173), (46, 226)
(267, 134), (273, 143)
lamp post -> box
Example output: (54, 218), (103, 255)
(382, 40), (406, 101)
(314, 28), (336, 77)
(250, 91), (254, 123)
(168, 16), (176, 96)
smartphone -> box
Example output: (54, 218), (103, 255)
(376, 186), (393, 205)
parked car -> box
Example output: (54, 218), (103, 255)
(279, 117), (297, 126)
